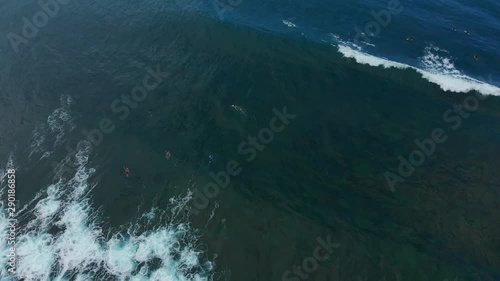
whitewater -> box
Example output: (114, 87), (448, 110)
(336, 43), (500, 97)
(0, 100), (214, 280)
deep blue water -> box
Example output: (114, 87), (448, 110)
(198, 0), (500, 83)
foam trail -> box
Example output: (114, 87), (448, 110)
(28, 94), (76, 160)
(48, 95), (76, 146)
(418, 46), (500, 95)
(282, 20), (297, 27)
(337, 44), (500, 96)
(205, 202), (219, 228)
(28, 124), (48, 159)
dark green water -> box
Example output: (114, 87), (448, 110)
(1, 3), (500, 280)
(92, 16), (500, 280)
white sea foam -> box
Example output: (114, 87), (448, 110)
(337, 45), (407, 69)
(282, 20), (297, 28)
(16, 234), (55, 280)
(28, 124), (47, 159)
(418, 46), (500, 95)
(1, 143), (213, 280)
(337, 44), (500, 96)
(362, 42), (376, 47)
(32, 183), (62, 227)
(28, 95), (76, 160)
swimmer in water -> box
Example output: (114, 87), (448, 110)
(208, 155), (214, 164)
(123, 167), (130, 177)
(473, 55), (479, 61)
(406, 36), (413, 42)
(165, 151), (171, 160)
(464, 30), (471, 35)
(452, 27), (457, 32)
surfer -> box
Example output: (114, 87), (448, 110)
(452, 27), (457, 32)
(166, 151), (171, 159)
(464, 30), (471, 35)
(473, 55), (479, 61)
(406, 36), (413, 42)
(208, 155), (214, 164)
(123, 167), (129, 177)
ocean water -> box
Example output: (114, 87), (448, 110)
(0, 0), (499, 280)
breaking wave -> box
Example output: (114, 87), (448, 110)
(337, 44), (500, 96)
(1, 142), (214, 281)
